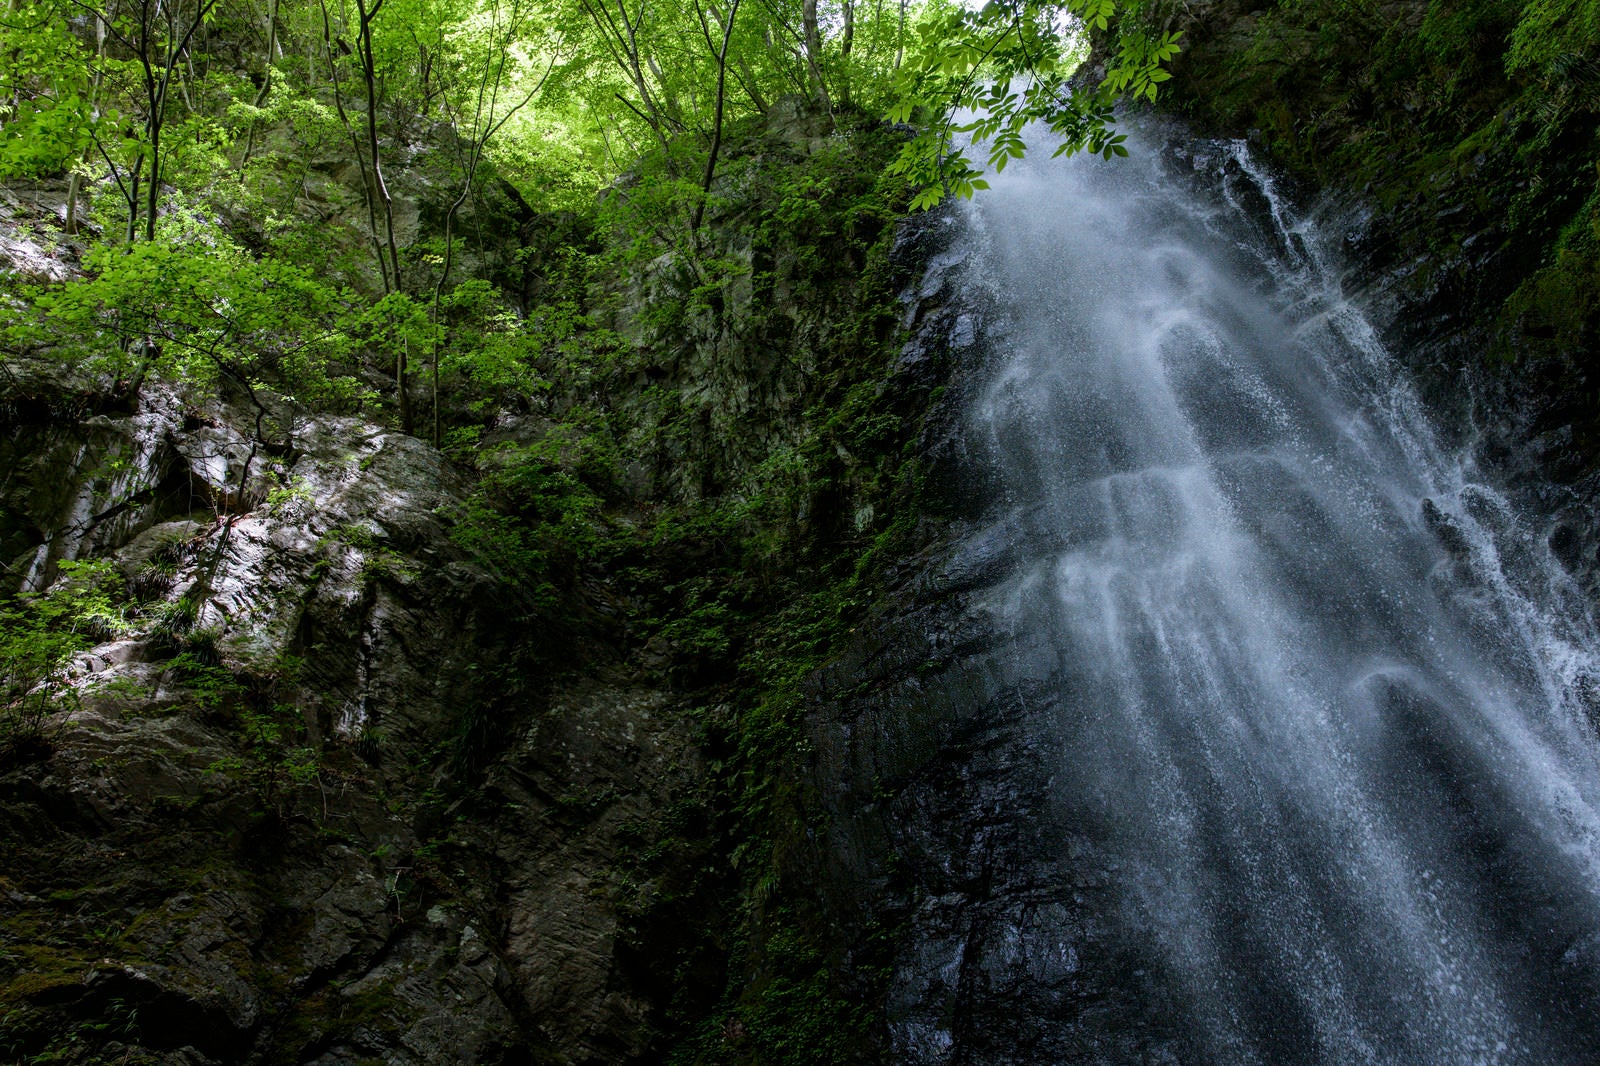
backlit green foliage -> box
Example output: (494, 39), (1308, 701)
(15, 225), (353, 391)
(886, 0), (1180, 207)
(0, 5), (101, 178)
(0, 560), (126, 763)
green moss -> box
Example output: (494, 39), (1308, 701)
(1161, 0), (1527, 185)
(263, 983), (405, 1061)
(1496, 234), (1600, 368)
(738, 923), (875, 1064)
(0, 965), (83, 1003)
(424, 114), (930, 1059)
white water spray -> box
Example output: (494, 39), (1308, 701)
(954, 128), (1600, 1064)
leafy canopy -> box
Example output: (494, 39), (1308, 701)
(885, 0), (1181, 208)
(0, 0), (1180, 447)
(0, 4), (104, 178)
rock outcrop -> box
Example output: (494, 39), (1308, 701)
(0, 356), (730, 1062)
(0, 101), (954, 1064)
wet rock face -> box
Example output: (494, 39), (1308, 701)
(0, 372), (499, 757)
(792, 206), (1180, 1064)
(0, 367), (711, 1063)
(0, 182), (83, 284)
(803, 533), (1187, 1064)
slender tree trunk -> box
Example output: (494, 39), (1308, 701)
(3, 0), (20, 110)
(839, 0), (852, 106)
(144, 0), (169, 242)
(645, 54), (681, 127)
(240, 0), (279, 167)
(102, 0), (221, 243)
(130, 0), (155, 241)
(143, 0), (173, 241)
(802, 0), (828, 110)
(356, 0), (401, 293)
(353, 0), (407, 430)
(734, 54), (768, 112)
(691, 0), (741, 235)
(895, 0), (906, 70)
(125, 157), (142, 244)
(65, 167), (84, 237)
(258, 0), (281, 106)
(66, 16), (108, 235)
(144, 122), (161, 242)
(579, 0), (675, 159)
(618, 0), (658, 123)
(319, 0), (387, 288)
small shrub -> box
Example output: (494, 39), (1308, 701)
(0, 560), (127, 764)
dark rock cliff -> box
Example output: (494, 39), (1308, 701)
(0, 102), (953, 1064)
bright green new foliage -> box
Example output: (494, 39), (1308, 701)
(7, 216), (368, 407)
(0, 560), (126, 763)
(0, 5), (102, 179)
(0, 0), (1185, 427)
(886, 0), (1181, 208)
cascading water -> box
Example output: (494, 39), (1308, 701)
(925, 127), (1600, 1063)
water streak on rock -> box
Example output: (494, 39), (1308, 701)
(914, 130), (1600, 1063)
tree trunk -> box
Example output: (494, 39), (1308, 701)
(895, 0), (907, 70)
(66, 17), (108, 235)
(125, 158), (142, 244)
(355, 0), (402, 296)
(734, 53), (768, 112)
(802, 0), (828, 110)
(144, 119), (161, 242)
(691, 0), (741, 235)
(839, 0), (853, 107)
(255, 0), (279, 107)
(318, 0), (388, 289)
(239, 0), (278, 169)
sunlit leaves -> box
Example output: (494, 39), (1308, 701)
(0, 4), (102, 178)
(4, 222), (371, 408)
(1506, 0), (1600, 75)
(882, 0), (1180, 208)
(1070, 0), (1115, 32)
(1102, 28), (1182, 102)
(436, 278), (549, 406)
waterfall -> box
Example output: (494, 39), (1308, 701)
(932, 127), (1600, 1064)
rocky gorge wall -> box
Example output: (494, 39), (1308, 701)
(8, 9), (1600, 1061)
(0, 357), (707, 1062)
(0, 101), (963, 1064)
